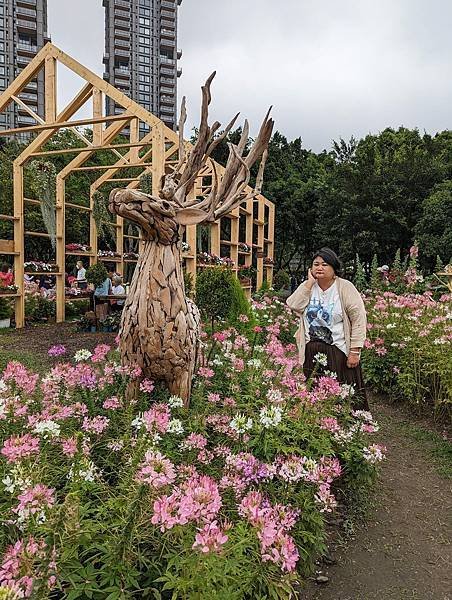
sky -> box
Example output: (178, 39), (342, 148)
(47, 0), (452, 152)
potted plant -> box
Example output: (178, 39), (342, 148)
(0, 296), (12, 328)
(86, 263), (109, 289)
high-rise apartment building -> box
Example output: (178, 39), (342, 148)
(0, 0), (50, 132)
(103, 0), (182, 131)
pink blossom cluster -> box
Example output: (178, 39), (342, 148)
(0, 537), (56, 597)
(3, 362), (39, 395)
(82, 415), (110, 435)
(14, 484), (55, 520)
(143, 403), (171, 434)
(1, 434), (40, 464)
(180, 433), (208, 451)
(136, 449), (176, 488)
(192, 520), (229, 554)
(90, 344), (111, 363)
(238, 491), (300, 572)
(151, 474), (222, 532)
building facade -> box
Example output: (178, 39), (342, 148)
(0, 0), (49, 132)
(103, 0), (182, 131)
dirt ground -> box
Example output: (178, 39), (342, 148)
(303, 399), (452, 600)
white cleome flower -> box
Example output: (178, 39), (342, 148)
(259, 405), (283, 429)
(168, 395), (184, 409)
(266, 388), (284, 404)
(230, 413), (253, 434)
(74, 349), (92, 362)
(167, 419), (184, 435)
(247, 358), (262, 368)
(2, 475), (15, 494)
(33, 420), (61, 439)
(314, 352), (328, 366)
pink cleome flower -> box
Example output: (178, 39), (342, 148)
(192, 520), (229, 554)
(1, 434), (40, 464)
(136, 449), (176, 489)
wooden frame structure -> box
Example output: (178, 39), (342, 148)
(0, 43), (274, 328)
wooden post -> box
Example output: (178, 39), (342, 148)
(13, 162), (25, 328)
(92, 88), (103, 146)
(44, 55), (57, 122)
(55, 175), (65, 322)
(152, 123), (165, 195)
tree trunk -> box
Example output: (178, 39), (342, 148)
(120, 240), (200, 405)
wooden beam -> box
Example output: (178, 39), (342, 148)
(71, 163), (153, 172)
(44, 55), (57, 122)
(56, 176), (65, 322)
(0, 43), (52, 114)
(0, 113), (133, 136)
(14, 83), (94, 166)
(11, 96), (45, 124)
(13, 163), (24, 328)
(28, 141), (152, 158)
(92, 88), (103, 146)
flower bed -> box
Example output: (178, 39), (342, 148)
(65, 244), (91, 253)
(123, 252), (139, 260)
(197, 252), (235, 267)
(97, 250), (121, 258)
(0, 298), (384, 598)
(0, 285), (18, 295)
(24, 261), (59, 273)
(363, 291), (452, 414)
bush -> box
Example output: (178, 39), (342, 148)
(183, 270), (194, 298)
(363, 291), (451, 416)
(86, 263), (108, 288)
(25, 294), (55, 322)
(273, 269), (290, 291)
(0, 297), (12, 321)
(196, 267), (236, 329)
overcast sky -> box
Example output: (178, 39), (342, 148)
(47, 0), (452, 152)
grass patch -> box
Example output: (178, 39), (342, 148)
(400, 422), (452, 479)
(0, 349), (49, 373)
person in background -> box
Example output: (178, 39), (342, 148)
(110, 275), (126, 311)
(75, 260), (87, 290)
(93, 269), (111, 320)
(0, 263), (13, 287)
(286, 247), (368, 409)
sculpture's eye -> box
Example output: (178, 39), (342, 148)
(162, 201), (170, 210)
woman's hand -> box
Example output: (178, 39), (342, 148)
(306, 268), (316, 289)
(347, 350), (361, 369)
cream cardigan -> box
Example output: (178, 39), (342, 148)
(286, 277), (367, 365)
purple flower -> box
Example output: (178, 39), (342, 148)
(48, 345), (66, 357)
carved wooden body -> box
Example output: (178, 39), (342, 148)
(120, 238), (200, 400)
(109, 73), (273, 404)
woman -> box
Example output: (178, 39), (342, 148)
(287, 248), (368, 409)
(0, 263), (13, 287)
(110, 275), (126, 312)
(75, 260), (87, 290)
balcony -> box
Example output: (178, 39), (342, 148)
(160, 67), (175, 76)
(161, 10), (175, 19)
(17, 42), (38, 53)
(161, 86), (175, 94)
(161, 38), (176, 47)
(160, 76), (175, 84)
(17, 19), (37, 30)
(160, 94), (175, 103)
(17, 55), (32, 65)
(161, 20), (175, 30)
(114, 0), (130, 7)
(115, 39), (130, 48)
(177, 68), (182, 77)
(160, 106), (175, 115)
(177, 48), (182, 59)
(161, 27), (175, 37)
(17, 115), (36, 125)
(115, 67), (130, 77)
(114, 18), (129, 29)
(115, 29), (130, 38)
(161, 1), (176, 9)
(24, 80), (38, 89)
(114, 9), (130, 18)
(115, 49), (130, 57)
(18, 92), (38, 101)
(160, 56), (175, 65)
(17, 0), (37, 5)
(16, 6), (36, 17)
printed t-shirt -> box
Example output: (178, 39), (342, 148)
(303, 281), (347, 354)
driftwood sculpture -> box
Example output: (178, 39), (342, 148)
(109, 73), (274, 403)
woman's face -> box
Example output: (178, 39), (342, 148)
(312, 256), (335, 281)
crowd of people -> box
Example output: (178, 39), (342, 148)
(1, 261), (127, 314)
